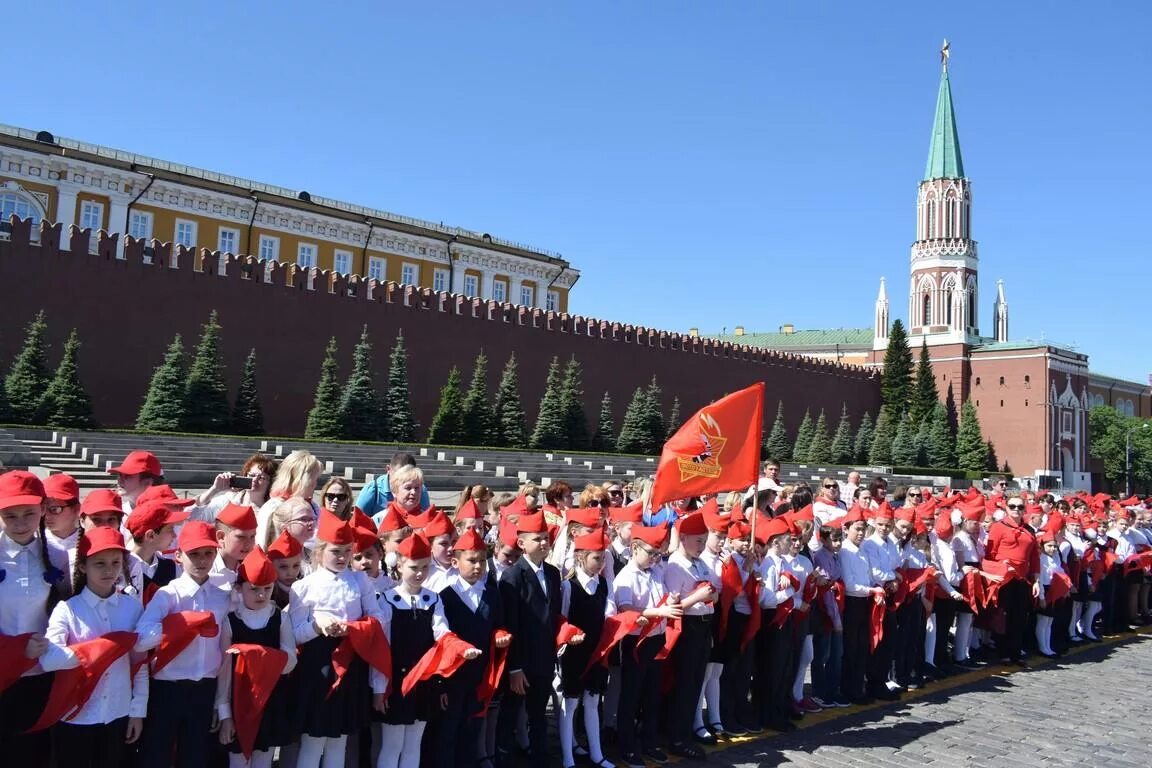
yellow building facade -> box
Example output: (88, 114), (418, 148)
(0, 125), (578, 311)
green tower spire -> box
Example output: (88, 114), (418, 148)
(923, 43), (965, 181)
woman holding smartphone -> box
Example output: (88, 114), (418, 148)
(190, 452), (278, 522)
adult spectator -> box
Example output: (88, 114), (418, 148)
(984, 493), (1041, 666)
(256, 449), (321, 546)
(355, 452), (431, 517)
(108, 450), (163, 513)
(762, 459), (782, 485)
(190, 453), (277, 523)
(456, 484), (493, 519)
(602, 481), (625, 508)
(814, 476), (847, 526)
(543, 481), (574, 526)
(844, 471), (862, 501)
(319, 476), (355, 521)
(867, 477), (889, 504)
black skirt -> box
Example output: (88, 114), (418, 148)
(295, 635), (371, 738)
(559, 633), (608, 697)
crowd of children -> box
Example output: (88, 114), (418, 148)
(1, 450), (1150, 768)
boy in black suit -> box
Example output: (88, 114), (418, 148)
(497, 512), (561, 766)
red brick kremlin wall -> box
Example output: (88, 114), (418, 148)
(0, 218), (881, 442)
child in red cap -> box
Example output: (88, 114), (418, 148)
(210, 503), (259, 588)
(266, 529), (304, 610)
(124, 498), (189, 604)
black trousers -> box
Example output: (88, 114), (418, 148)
(53, 718), (129, 768)
(719, 612), (755, 728)
(616, 635), (663, 756)
(995, 580), (1031, 660)
(893, 599), (925, 684)
(496, 672), (552, 766)
(840, 597), (871, 699)
(932, 596), (958, 665)
(760, 622), (794, 726)
(867, 606), (898, 694)
(667, 615), (711, 742)
(0, 673), (53, 766)
(139, 678), (216, 768)
(437, 688), (482, 768)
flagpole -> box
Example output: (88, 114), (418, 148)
(747, 388), (764, 574)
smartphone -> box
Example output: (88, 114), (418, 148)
(229, 476), (253, 490)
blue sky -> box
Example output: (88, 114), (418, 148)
(5, 2), (1150, 382)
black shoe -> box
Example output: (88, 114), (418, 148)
(848, 695), (875, 706)
(724, 723), (748, 737)
(644, 747), (669, 764)
(764, 719), (796, 732)
(620, 752), (648, 768)
(692, 727), (717, 745)
(669, 742), (707, 759)
(1013, 658), (1029, 668)
(872, 689), (900, 701)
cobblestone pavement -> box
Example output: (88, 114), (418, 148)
(697, 630), (1151, 768)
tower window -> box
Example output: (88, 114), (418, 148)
(999, 376), (1005, 386)
(922, 294), (932, 326)
(975, 377), (981, 385)
(945, 291), (953, 325)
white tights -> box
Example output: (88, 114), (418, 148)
(376, 721), (426, 768)
(296, 734), (347, 768)
(228, 751), (274, 768)
(1081, 601), (1102, 639)
(559, 692), (605, 766)
(1035, 615), (1054, 655)
(694, 662), (724, 730)
(791, 637), (814, 703)
(924, 613), (937, 665)
(953, 613), (973, 661)
(1069, 601), (1084, 638)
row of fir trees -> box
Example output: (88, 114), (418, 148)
(1, 312), (97, 429)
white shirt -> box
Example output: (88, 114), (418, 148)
(931, 534), (963, 594)
(862, 533), (900, 584)
(135, 574), (231, 681)
(952, 529), (984, 563)
(422, 561), (456, 594)
(127, 551), (182, 597)
(46, 588), (148, 724)
(289, 567), (381, 645)
(839, 540), (876, 597)
(0, 532), (73, 668)
(448, 573), (487, 613)
(214, 604), (297, 720)
(613, 561), (666, 636)
(1039, 552), (1065, 588)
(1109, 528), (1142, 560)
(522, 557), (549, 598)
(784, 553), (813, 609)
(560, 567), (618, 619)
(663, 551), (717, 616)
(757, 553), (794, 608)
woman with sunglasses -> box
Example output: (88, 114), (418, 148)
(814, 478), (847, 528)
(319, 477), (355, 521)
(984, 494), (1041, 666)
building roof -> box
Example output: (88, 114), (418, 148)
(924, 67), (965, 181)
(710, 327), (873, 349)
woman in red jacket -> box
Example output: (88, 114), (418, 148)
(984, 496), (1041, 667)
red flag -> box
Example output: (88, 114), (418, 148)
(475, 630), (511, 717)
(1044, 572), (1073, 605)
(228, 644), (289, 759)
(582, 611), (643, 676)
(739, 578), (762, 652)
(0, 634), (40, 695)
(330, 618), (392, 697)
(650, 383), (764, 507)
(717, 559), (744, 642)
(555, 620), (583, 647)
(869, 593), (887, 653)
(152, 612), (218, 675)
(400, 632), (477, 697)
(27, 632), (138, 732)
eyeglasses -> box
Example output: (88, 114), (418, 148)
(597, 499), (610, 508)
(324, 493), (349, 502)
(908, 493), (922, 499)
(288, 518), (316, 529)
(609, 490), (624, 497)
(823, 485), (838, 490)
(997, 482), (1008, 487)
(1007, 503), (1025, 511)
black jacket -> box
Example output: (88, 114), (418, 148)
(499, 557), (562, 678)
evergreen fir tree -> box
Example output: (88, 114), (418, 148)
(558, 357), (588, 450)
(0, 367), (8, 423)
(136, 335), (189, 432)
(868, 406), (896, 465)
(591, 392), (615, 452)
(806, 409), (832, 464)
(384, 333), (416, 442)
(913, 416), (932, 467)
(493, 353), (528, 448)
(530, 356), (567, 450)
(910, 338), (939, 425)
(665, 397), (681, 442)
(338, 326), (385, 441)
(792, 409), (815, 462)
(928, 401), (956, 468)
(230, 349), (264, 435)
(461, 351), (496, 446)
(616, 387), (649, 454)
(765, 400), (791, 461)
(3, 310), (52, 425)
(305, 338), (343, 440)
(881, 319), (915, 418)
(956, 399), (988, 472)
(182, 311), (231, 433)
(853, 411), (875, 464)
(643, 377), (665, 451)
(41, 329), (96, 429)
(427, 367), (466, 444)
(891, 413), (916, 465)
(830, 403), (854, 464)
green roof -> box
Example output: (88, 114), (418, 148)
(710, 328), (873, 349)
(924, 67), (965, 180)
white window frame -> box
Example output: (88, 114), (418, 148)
(368, 256), (386, 282)
(546, 290), (559, 312)
(128, 210), (153, 241)
(333, 249), (353, 275)
(463, 274), (478, 297)
(433, 268), (449, 292)
(80, 200), (104, 232)
(217, 226), (240, 255)
(520, 285), (534, 307)
(401, 262), (419, 286)
(258, 235), (279, 261)
(492, 279), (507, 303)
(297, 242), (317, 269)
(174, 218), (197, 249)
